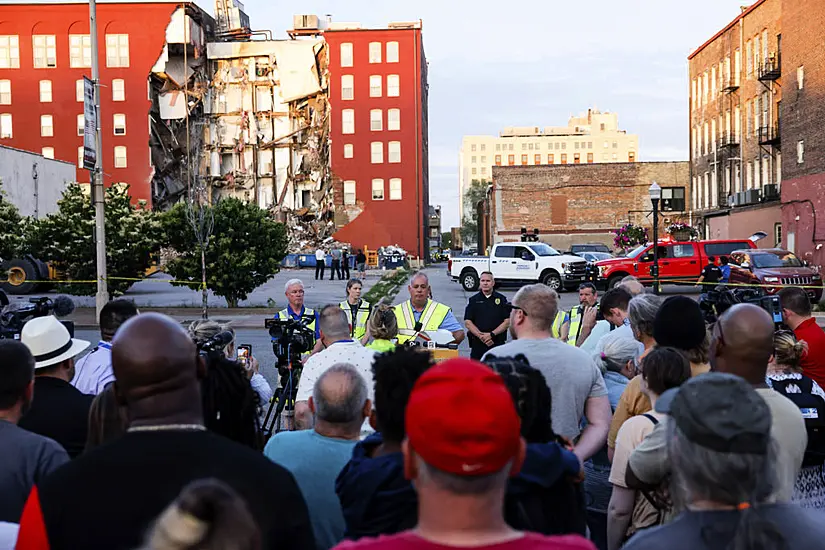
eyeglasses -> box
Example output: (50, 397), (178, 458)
(508, 304), (528, 317)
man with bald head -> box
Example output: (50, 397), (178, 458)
(394, 272), (465, 345)
(16, 313), (314, 550)
(266, 364), (370, 550)
(626, 304), (807, 503)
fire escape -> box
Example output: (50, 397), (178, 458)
(718, 62), (740, 210)
(757, 41), (781, 204)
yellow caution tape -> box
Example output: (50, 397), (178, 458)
(6, 276), (208, 289)
(662, 278), (824, 290)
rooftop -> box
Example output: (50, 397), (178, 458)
(688, 0), (767, 60)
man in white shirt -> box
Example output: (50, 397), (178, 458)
(315, 248), (326, 281)
(72, 299), (138, 395)
(594, 287), (644, 358)
(294, 305), (377, 433)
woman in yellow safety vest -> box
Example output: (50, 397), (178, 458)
(366, 304), (398, 353)
(340, 279), (372, 345)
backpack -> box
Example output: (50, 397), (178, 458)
(768, 375), (825, 467)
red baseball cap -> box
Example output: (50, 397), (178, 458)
(405, 358), (522, 476)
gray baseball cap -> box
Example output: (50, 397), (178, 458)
(655, 372), (771, 455)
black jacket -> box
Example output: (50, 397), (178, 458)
(19, 376), (94, 458)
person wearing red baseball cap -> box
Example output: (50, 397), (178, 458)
(333, 358), (596, 550)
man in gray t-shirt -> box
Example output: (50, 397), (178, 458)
(0, 341), (69, 523)
(482, 284), (611, 462)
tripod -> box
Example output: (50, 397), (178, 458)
(261, 360), (301, 442)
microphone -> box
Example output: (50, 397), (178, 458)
(52, 295), (75, 317)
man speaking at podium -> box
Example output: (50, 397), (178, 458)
(394, 272), (465, 346)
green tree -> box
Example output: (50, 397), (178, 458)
(461, 180), (489, 247)
(441, 231), (452, 250)
(161, 198), (288, 307)
(25, 184), (162, 296)
(0, 180), (25, 261)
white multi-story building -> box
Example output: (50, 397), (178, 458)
(458, 109), (639, 219)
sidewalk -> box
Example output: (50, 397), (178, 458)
(67, 307), (275, 329)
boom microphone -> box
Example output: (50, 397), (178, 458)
(52, 295), (75, 317)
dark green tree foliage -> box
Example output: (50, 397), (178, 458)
(0, 181), (25, 261)
(25, 184), (161, 296)
(441, 231), (452, 250)
(461, 179), (489, 246)
(162, 198), (288, 307)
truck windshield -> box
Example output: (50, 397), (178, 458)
(626, 244), (649, 259)
(530, 243), (560, 256)
(752, 252), (804, 269)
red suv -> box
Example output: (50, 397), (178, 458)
(728, 248), (823, 302)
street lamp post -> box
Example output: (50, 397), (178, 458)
(649, 182), (662, 295)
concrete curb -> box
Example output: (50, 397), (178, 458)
(67, 308), (277, 329)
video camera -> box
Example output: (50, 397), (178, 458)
(0, 292), (76, 340)
(196, 330), (234, 363)
(266, 316), (316, 375)
(699, 286), (784, 329)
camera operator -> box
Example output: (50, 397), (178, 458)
(188, 321), (266, 450)
(278, 279), (322, 357)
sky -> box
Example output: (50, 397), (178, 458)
(207, 0), (754, 229)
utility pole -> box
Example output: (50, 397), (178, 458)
(89, 0), (109, 316)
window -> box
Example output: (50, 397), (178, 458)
(574, 153), (581, 164)
(509, 143), (514, 151)
(587, 152), (594, 163)
(711, 65), (717, 96)
(77, 114), (84, 136)
(711, 118), (716, 150)
(389, 178), (402, 200)
(734, 106), (741, 139)
(110, 78), (125, 102)
(529, 143), (535, 150)
(39, 80), (52, 102)
(574, 142), (579, 150)
(114, 146), (127, 168)
(746, 101), (752, 137)
(41, 147), (54, 159)
(612, 153), (618, 161)
(691, 78), (696, 109)
(603, 140), (609, 149)
(371, 179), (384, 200)
(661, 187), (686, 212)
(481, 156), (486, 163)
(495, 155), (501, 166)
(0, 80), (9, 104)
(522, 143), (527, 150)
(481, 144), (486, 151)
(369, 75), (382, 97)
(388, 141), (401, 163)
(629, 151), (636, 162)
(105, 34), (129, 68)
(33, 35), (57, 68)
(0, 114), (11, 138)
(386, 41), (399, 63)
(343, 144), (354, 159)
(612, 141), (618, 149)
(471, 156), (476, 163)
(534, 154), (541, 164)
(561, 153), (567, 164)
(387, 109), (400, 131)
(0, 35), (20, 68)
(342, 109), (354, 134)
(798, 140), (805, 164)
(471, 144), (477, 152)
(387, 75), (399, 97)
(798, 66), (805, 90)
(548, 154), (554, 164)
(370, 109), (383, 131)
(113, 113), (126, 135)
(40, 115), (53, 137)
(508, 154), (514, 166)
(774, 223), (782, 248)
(76, 79), (84, 102)
(343, 181), (356, 205)
(340, 43), (353, 67)
(472, 168), (477, 175)
(754, 35), (760, 72)
(495, 144), (501, 151)
(521, 154), (528, 165)
(341, 75), (354, 100)
(369, 42), (381, 63)
(746, 40), (753, 77)
(69, 34), (91, 68)
(734, 50), (742, 85)
(371, 142), (383, 164)
(481, 167), (487, 175)
(77, 147), (83, 168)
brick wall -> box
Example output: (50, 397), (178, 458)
(489, 162), (689, 250)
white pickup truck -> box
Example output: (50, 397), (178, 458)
(448, 242), (589, 292)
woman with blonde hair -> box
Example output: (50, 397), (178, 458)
(366, 304), (398, 353)
(767, 330), (825, 509)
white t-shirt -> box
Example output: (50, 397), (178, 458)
(296, 341), (378, 434)
(316, 249), (325, 261)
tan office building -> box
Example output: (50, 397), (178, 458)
(458, 109), (639, 219)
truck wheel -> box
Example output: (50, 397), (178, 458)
(461, 271), (480, 292)
(541, 272), (562, 290)
(1, 258), (40, 295)
(607, 275), (624, 290)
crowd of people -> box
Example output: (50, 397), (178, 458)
(3, 269), (825, 550)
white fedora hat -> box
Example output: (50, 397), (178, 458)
(21, 316), (90, 369)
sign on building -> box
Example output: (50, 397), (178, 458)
(82, 76), (97, 171)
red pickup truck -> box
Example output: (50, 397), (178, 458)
(595, 238), (757, 290)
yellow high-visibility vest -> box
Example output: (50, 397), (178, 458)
(551, 311), (567, 340)
(394, 299), (451, 344)
(566, 307), (582, 346)
(277, 306), (317, 347)
(340, 299), (372, 340)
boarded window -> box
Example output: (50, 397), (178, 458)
(551, 195), (568, 225)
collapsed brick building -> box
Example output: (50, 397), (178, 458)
(483, 162), (690, 252)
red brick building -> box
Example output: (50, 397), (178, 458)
(0, 0), (192, 203)
(780, 0), (825, 266)
(323, 22), (430, 258)
(486, 162), (690, 252)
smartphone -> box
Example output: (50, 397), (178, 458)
(237, 345), (252, 369)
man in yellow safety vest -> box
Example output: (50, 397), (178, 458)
(394, 272), (465, 345)
(560, 283), (600, 346)
(340, 278), (372, 344)
(277, 278), (321, 353)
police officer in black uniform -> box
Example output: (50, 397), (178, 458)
(464, 271), (511, 360)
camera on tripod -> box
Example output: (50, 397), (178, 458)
(265, 316), (316, 375)
(196, 330), (234, 364)
(699, 285), (785, 328)
(0, 291), (76, 340)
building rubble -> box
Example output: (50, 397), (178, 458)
(148, 0), (348, 253)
